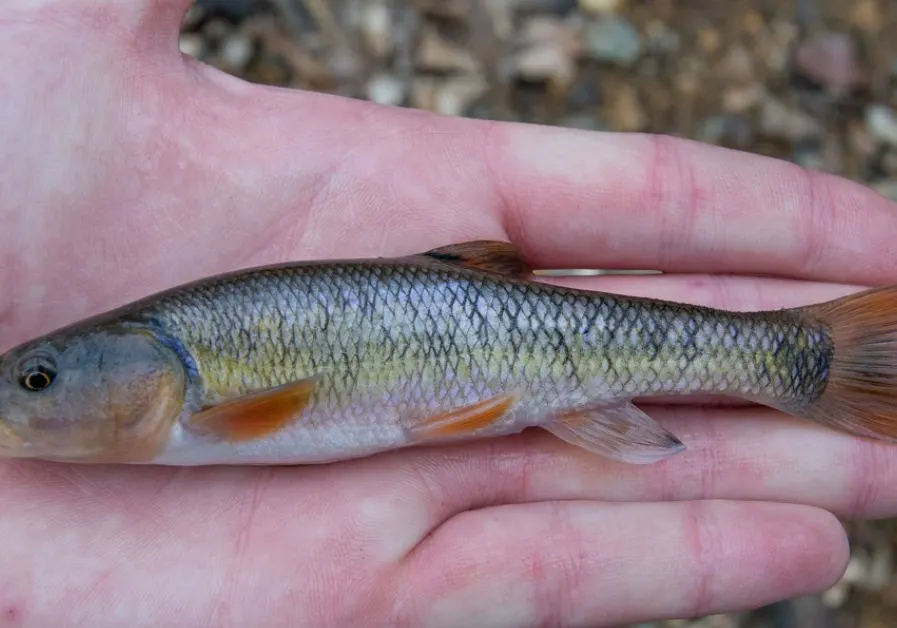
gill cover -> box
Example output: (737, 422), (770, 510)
(0, 326), (187, 462)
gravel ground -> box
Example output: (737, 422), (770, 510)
(179, 1), (897, 626)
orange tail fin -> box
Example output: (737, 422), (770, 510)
(797, 285), (897, 441)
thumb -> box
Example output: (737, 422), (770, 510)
(5, 0), (193, 55)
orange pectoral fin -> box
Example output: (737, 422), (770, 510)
(408, 394), (518, 441)
(186, 377), (318, 443)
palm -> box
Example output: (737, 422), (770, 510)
(4, 1), (897, 626)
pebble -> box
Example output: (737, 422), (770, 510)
(884, 150), (897, 175)
(435, 75), (488, 117)
(179, 33), (206, 59)
(606, 83), (645, 131)
(872, 179), (897, 202)
(644, 20), (679, 54)
(362, 2), (393, 58)
(584, 16), (642, 66)
(220, 33), (254, 69)
(567, 79), (600, 108)
(792, 137), (826, 170)
(850, 0), (882, 31)
(760, 97), (821, 141)
(719, 43), (755, 83)
(367, 73), (406, 106)
(722, 83), (764, 113)
(559, 112), (604, 130)
(578, 0), (623, 13)
(416, 26), (479, 73)
(866, 105), (897, 147)
(514, 44), (575, 86)
(794, 32), (863, 96)
(697, 114), (753, 148)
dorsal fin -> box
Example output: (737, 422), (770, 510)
(420, 240), (532, 277)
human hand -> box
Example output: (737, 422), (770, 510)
(4, 1), (897, 626)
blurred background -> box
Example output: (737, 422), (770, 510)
(178, 1), (897, 626)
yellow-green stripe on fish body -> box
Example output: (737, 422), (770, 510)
(1, 240), (897, 466)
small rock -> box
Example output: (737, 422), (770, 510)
(883, 149), (897, 175)
(410, 77), (439, 111)
(201, 17), (231, 44)
(794, 32), (864, 96)
(698, 28), (721, 55)
(220, 33), (254, 69)
(417, 26), (479, 73)
(367, 73), (406, 106)
(179, 33), (206, 59)
(560, 113), (604, 130)
(644, 20), (679, 55)
(328, 45), (364, 83)
(578, 0), (623, 13)
(182, 5), (206, 30)
(722, 83), (764, 112)
(719, 43), (755, 83)
(510, 18), (579, 85)
(584, 16), (642, 66)
(850, 0), (882, 31)
(361, 3), (393, 58)
(742, 9), (764, 36)
(822, 579), (850, 608)
(514, 44), (575, 87)
(760, 97), (821, 141)
(793, 137), (826, 170)
(848, 119), (879, 159)
(866, 104), (897, 147)
(697, 114), (753, 148)
(673, 57), (703, 97)
(764, 21), (799, 73)
(435, 75), (489, 117)
(567, 80), (600, 109)
(606, 83), (645, 131)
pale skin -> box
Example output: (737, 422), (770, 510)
(4, 0), (897, 625)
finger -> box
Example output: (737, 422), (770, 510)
(397, 500), (848, 627)
(361, 404), (897, 541)
(536, 272), (862, 311)
(6, 0), (193, 41)
(487, 124), (897, 285)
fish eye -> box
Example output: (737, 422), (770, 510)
(15, 353), (57, 392)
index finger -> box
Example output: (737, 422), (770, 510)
(485, 123), (897, 285)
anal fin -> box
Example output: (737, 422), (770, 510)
(545, 402), (686, 464)
(186, 377), (318, 443)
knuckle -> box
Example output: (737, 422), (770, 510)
(679, 500), (719, 618)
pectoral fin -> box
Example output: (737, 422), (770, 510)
(408, 393), (518, 440)
(186, 378), (318, 442)
(545, 402), (686, 464)
(421, 240), (532, 277)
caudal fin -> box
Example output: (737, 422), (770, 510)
(798, 285), (897, 441)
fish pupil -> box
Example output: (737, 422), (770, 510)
(19, 364), (56, 392)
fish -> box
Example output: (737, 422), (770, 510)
(1, 239), (897, 466)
